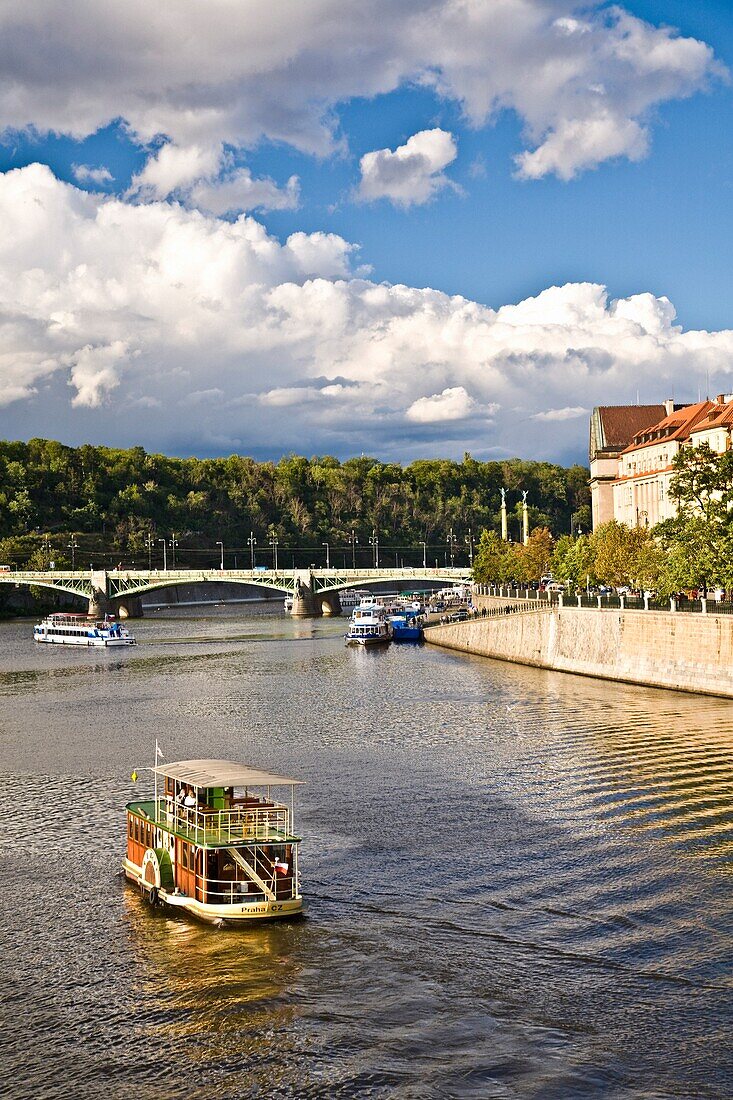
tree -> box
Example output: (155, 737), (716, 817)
(516, 527), (554, 582)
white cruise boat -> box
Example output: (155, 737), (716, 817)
(339, 589), (371, 610)
(34, 613), (136, 647)
(345, 604), (392, 646)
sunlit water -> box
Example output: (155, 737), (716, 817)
(1, 605), (733, 1098)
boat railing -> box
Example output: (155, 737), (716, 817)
(152, 800), (291, 843)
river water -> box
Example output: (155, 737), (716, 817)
(1, 605), (732, 1099)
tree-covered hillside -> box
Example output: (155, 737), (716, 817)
(0, 438), (590, 569)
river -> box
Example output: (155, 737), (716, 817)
(1, 605), (732, 1098)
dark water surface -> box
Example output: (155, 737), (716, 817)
(1, 605), (733, 1098)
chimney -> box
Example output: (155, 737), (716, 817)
(664, 399), (674, 416)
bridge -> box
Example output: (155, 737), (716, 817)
(0, 566), (473, 618)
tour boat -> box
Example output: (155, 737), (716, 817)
(389, 612), (424, 642)
(345, 604), (392, 645)
(339, 589), (372, 610)
(124, 758), (304, 925)
(34, 612), (136, 646)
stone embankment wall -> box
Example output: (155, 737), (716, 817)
(426, 599), (733, 698)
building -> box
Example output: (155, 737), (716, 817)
(589, 404), (665, 528)
(607, 395), (733, 529)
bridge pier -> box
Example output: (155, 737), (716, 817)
(88, 570), (112, 619)
(320, 591), (342, 616)
(113, 595), (144, 619)
(290, 570), (321, 617)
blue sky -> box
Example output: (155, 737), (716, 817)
(0, 0), (731, 463)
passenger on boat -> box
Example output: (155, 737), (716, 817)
(184, 788), (197, 809)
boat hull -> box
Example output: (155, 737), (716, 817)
(35, 635), (135, 646)
(123, 860), (304, 924)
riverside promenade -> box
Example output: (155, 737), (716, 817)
(426, 593), (733, 699)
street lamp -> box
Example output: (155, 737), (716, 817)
(158, 538), (167, 571)
(67, 535), (79, 570)
(168, 533), (179, 569)
(447, 528), (458, 567)
(369, 528), (379, 567)
(145, 533), (154, 570)
(348, 529), (358, 568)
(322, 542), (330, 569)
(247, 531), (257, 569)
(269, 534), (279, 571)
(465, 529), (474, 566)
(216, 540), (224, 570)
(420, 541), (427, 569)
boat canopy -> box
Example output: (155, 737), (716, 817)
(150, 758), (303, 788)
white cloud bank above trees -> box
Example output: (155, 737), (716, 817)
(1, 166), (732, 460)
(0, 0), (722, 193)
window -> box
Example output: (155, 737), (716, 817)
(134, 818), (139, 842)
(182, 843), (188, 870)
(659, 483), (665, 501)
(128, 818), (133, 838)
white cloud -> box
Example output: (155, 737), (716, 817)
(358, 129), (458, 206)
(190, 169), (300, 215)
(0, 2), (722, 180)
(130, 143), (221, 199)
(129, 142), (300, 214)
(532, 406), (588, 421)
(1, 165), (733, 459)
(406, 386), (480, 423)
(72, 164), (114, 186)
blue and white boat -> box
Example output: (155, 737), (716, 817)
(34, 613), (136, 647)
(389, 613), (424, 642)
(345, 604), (392, 646)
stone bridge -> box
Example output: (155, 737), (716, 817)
(0, 566), (472, 618)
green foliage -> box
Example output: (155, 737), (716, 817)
(0, 438), (591, 565)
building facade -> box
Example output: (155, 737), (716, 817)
(589, 404), (665, 528)
(592, 395), (733, 530)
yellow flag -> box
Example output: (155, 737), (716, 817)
(131, 770), (138, 782)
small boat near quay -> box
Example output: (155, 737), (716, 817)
(124, 757), (304, 925)
(389, 612), (424, 642)
(34, 612), (136, 646)
(345, 603), (392, 645)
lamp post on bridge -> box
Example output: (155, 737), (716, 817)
(158, 538), (167, 571)
(369, 528), (379, 567)
(168, 534), (178, 569)
(67, 535), (79, 571)
(269, 534), (279, 571)
(322, 542), (330, 569)
(216, 541), (224, 570)
(447, 528), (457, 567)
(420, 541), (427, 569)
(465, 529), (474, 566)
(348, 530), (358, 568)
(247, 531), (256, 569)
(145, 533), (154, 570)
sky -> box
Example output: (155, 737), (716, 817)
(0, 0), (731, 466)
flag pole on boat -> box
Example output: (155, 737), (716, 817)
(154, 739), (163, 821)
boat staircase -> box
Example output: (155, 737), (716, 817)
(226, 846), (276, 901)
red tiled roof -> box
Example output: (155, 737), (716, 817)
(593, 405), (665, 449)
(690, 400), (733, 433)
(621, 400), (714, 454)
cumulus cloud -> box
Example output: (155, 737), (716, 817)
(0, 2), (722, 180)
(358, 129), (458, 206)
(129, 142), (299, 213)
(72, 164), (114, 186)
(1, 165), (733, 459)
(406, 386), (480, 423)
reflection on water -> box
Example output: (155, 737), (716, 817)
(1, 606), (733, 1097)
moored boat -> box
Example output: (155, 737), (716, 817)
(345, 603), (392, 645)
(123, 758), (304, 924)
(34, 612), (136, 646)
(389, 612), (424, 642)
